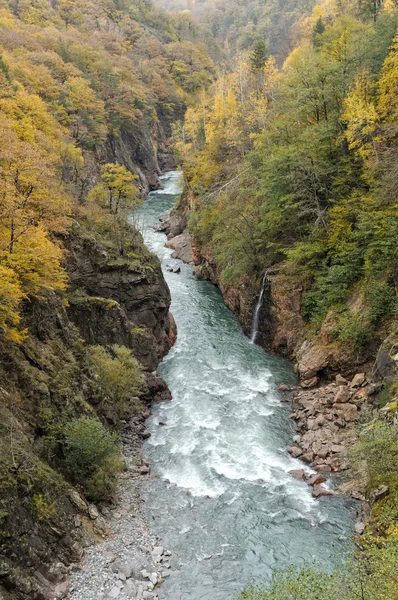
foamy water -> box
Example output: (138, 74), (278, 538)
(135, 172), (355, 600)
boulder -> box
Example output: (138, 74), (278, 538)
(355, 522), (365, 536)
(373, 485), (390, 502)
(165, 232), (193, 264)
(288, 446), (302, 458)
(301, 452), (314, 464)
(306, 473), (327, 487)
(124, 580), (137, 598)
(88, 504), (99, 520)
(312, 485), (333, 498)
(343, 404), (358, 421)
(330, 444), (345, 454)
(317, 446), (329, 460)
(289, 469), (305, 481)
(334, 386), (351, 403)
(335, 374), (348, 385)
(351, 373), (366, 388)
(68, 490), (88, 513)
(314, 464), (332, 472)
(301, 376), (319, 389)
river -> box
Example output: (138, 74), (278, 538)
(135, 171), (355, 600)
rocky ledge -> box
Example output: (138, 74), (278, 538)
(283, 372), (371, 499)
(155, 213), (192, 265)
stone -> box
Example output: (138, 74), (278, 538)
(143, 592), (155, 599)
(142, 430), (151, 439)
(68, 490), (88, 513)
(107, 586), (120, 599)
(292, 435), (301, 444)
(124, 580), (138, 597)
(355, 522), (365, 535)
(141, 569), (151, 580)
(289, 469), (305, 480)
(335, 374), (348, 385)
(139, 465), (150, 475)
(314, 464), (332, 472)
(301, 376), (319, 389)
(373, 485), (390, 501)
(330, 444), (345, 454)
(165, 231), (193, 264)
(314, 414), (325, 428)
(307, 418), (316, 430)
(162, 569), (171, 578)
(343, 404), (358, 421)
(288, 446), (302, 458)
(329, 457), (341, 471)
(317, 446), (329, 460)
(301, 452), (314, 464)
(351, 373), (366, 388)
(88, 504), (99, 520)
(149, 572), (158, 585)
(277, 384), (292, 391)
(151, 546), (164, 557)
(312, 485), (333, 498)
(54, 580), (69, 599)
(334, 386), (351, 403)
(306, 473), (327, 487)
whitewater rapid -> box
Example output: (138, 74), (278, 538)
(135, 171), (354, 600)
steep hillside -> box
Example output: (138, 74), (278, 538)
(175, 0), (398, 596)
(152, 0), (314, 63)
(0, 0), (212, 597)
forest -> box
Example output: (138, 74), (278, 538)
(1, 0), (398, 596)
(0, 0), (213, 343)
(167, 0), (398, 597)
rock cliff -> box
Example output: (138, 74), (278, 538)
(0, 223), (174, 600)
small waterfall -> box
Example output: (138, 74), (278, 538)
(250, 272), (268, 344)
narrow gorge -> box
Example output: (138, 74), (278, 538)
(1, 0), (398, 598)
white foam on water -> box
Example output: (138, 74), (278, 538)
(161, 462), (227, 498)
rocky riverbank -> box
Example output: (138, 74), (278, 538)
(66, 406), (176, 600)
(283, 372), (370, 500)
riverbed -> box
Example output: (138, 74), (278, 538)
(136, 171), (355, 600)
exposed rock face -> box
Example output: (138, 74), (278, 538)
(65, 227), (174, 371)
(165, 232), (193, 264)
(101, 124), (176, 195)
(372, 329), (398, 385)
(0, 223), (175, 599)
(192, 242), (258, 337)
(192, 242), (376, 381)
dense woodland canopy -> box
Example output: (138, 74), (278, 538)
(171, 1), (398, 596)
(176, 0), (398, 351)
(1, 0), (398, 596)
(0, 0), (213, 342)
(153, 0), (315, 62)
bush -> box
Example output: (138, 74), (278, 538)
(332, 310), (373, 348)
(62, 417), (122, 501)
(350, 419), (398, 492)
(88, 345), (145, 419)
(239, 538), (398, 600)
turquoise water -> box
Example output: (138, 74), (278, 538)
(135, 171), (355, 600)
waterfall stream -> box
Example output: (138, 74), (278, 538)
(135, 171), (355, 600)
(250, 272), (268, 344)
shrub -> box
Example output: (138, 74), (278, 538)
(62, 417), (122, 501)
(239, 537), (398, 600)
(88, 345), (144, 419)
(350, 419), (398, 492)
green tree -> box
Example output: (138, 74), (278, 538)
(250, 39), (268, 72)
